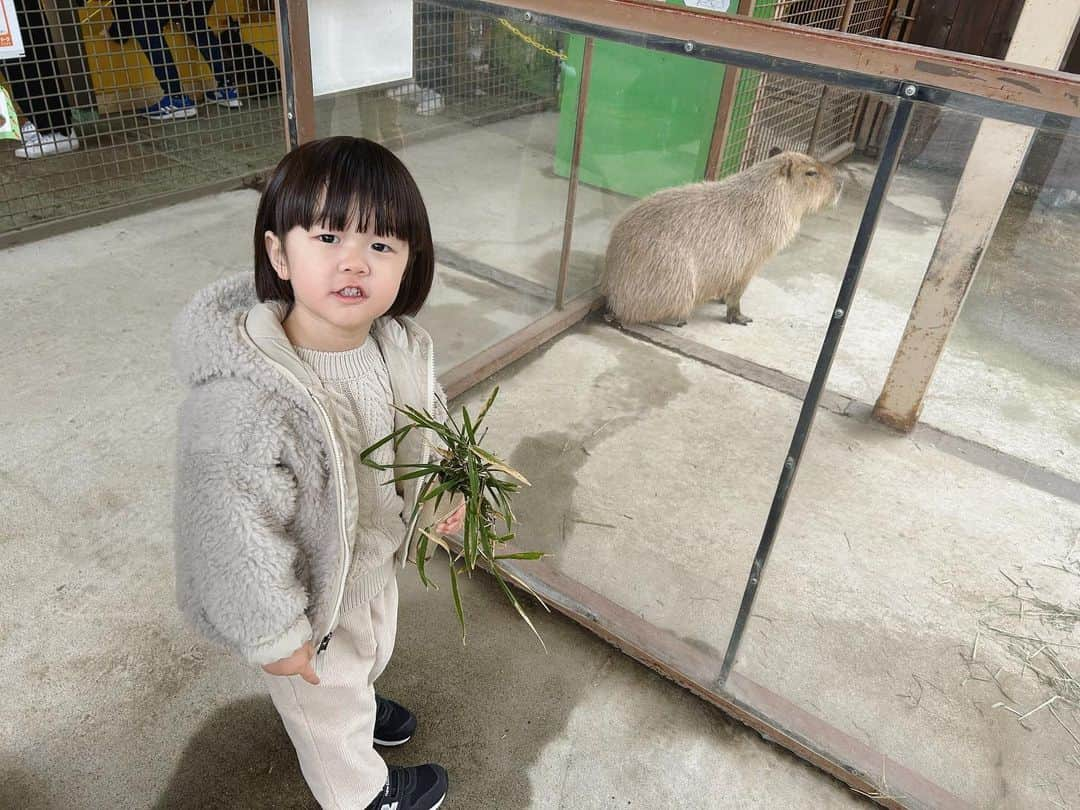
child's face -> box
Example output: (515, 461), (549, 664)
(265, 218), (410, 350)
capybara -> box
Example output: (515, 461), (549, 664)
(601, 149), (842, 326)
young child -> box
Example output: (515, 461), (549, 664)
(172, 136), (464, 810)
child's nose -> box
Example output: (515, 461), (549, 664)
(340, 250), (370, 274)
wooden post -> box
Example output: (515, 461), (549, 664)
(555, 37), (594, 309)
(275, 0), (316, 148)
(872, 0), (1080, 432)
(703, 0), (755, 180)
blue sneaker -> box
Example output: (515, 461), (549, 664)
(140, 95), (198, 121)
(206, 86), (242, 109)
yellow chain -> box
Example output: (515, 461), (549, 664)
(497, 18), (567, 61)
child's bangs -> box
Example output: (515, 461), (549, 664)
(297, 143), (424, 248)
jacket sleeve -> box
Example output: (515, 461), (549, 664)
(175, 424), (313, 667)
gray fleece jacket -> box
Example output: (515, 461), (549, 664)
(172, 273), (444, 666)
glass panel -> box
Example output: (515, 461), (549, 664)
(449, 41), (898, 677)
(655, 102), (974, 403)
(923, 121), (1080, 481)
(734, 107), (1080, 806)
(314, 2), (566, 370)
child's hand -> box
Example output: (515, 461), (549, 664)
(262, 642), (319, 685)
(435, 503), (466, 536)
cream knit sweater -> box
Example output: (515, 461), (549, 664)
(296, 336), (406, 611)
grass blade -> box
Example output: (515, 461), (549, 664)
(472, 446), (531, 486)
(375, 387), (544, 646)
(449, 562), (466, 643)
(474, 386), (499, 429)
(493, 567), (547, 652)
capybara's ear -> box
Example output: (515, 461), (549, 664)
(767, 145), (783, 158)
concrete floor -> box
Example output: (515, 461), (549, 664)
(3, 110), (1079, 809)
(0, 191), (871, 809)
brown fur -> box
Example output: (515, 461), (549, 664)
(601, 150), (842, 326)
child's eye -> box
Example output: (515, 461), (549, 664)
(317, 234), (339, 244)
(371, 242), (393, 253)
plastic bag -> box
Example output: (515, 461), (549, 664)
(0, 87), (19, 140)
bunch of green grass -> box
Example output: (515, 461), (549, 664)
(361, 387), (547, 646)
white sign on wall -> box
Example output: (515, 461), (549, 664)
(309, 0), (413, 96)
(0, 0), (26, 60)
(684, 0), (731, 12)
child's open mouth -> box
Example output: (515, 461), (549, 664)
(333, 285), (368, 302)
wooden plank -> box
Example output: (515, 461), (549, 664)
(556, 38), (594, 310)
(703, 0), (755, 180)
(945, 0), (991, 55)
(906, 0), (960, 49)
(501, 0), (1080, 117)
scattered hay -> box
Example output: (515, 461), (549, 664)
(969, 551), (1080, 766)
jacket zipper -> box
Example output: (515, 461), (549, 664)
(308, 393), (351, 652)
(239, 329), (352, 654)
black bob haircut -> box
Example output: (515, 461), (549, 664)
(254, 136), (434, 317)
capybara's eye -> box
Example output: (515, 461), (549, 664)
(806, 170), (819, 176)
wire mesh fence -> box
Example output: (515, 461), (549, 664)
(0, 0), (897, 240)
(720, 0), (892, 175)
(1, 0), (284, 237)
(347, 2), (564, 146)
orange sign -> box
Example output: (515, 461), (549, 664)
(0, 0), (25, 58)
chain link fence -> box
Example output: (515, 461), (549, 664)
(349, 2), (563, 146)
(1, 0), (284, 239)
(721, 0), (893, 175)
(1, 0), (897, 241)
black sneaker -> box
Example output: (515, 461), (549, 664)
(365, 764), (448, 810)
(374, 694), (417, 747)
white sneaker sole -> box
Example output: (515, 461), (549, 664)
(143, 107), (198, 121)
(210, 98), (243, 109)
(14, 137), (80, 159)
(373, 734), (413, 747)
(416, 102), (444, 116)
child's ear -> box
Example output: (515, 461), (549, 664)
(264, 230), (288, 280)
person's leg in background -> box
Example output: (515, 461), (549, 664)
(126, 8), (199, 120)
(6, 0), (80, 158)
(178, 0), (242, 109)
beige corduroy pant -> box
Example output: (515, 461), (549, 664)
(263, 576), (399, 809)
